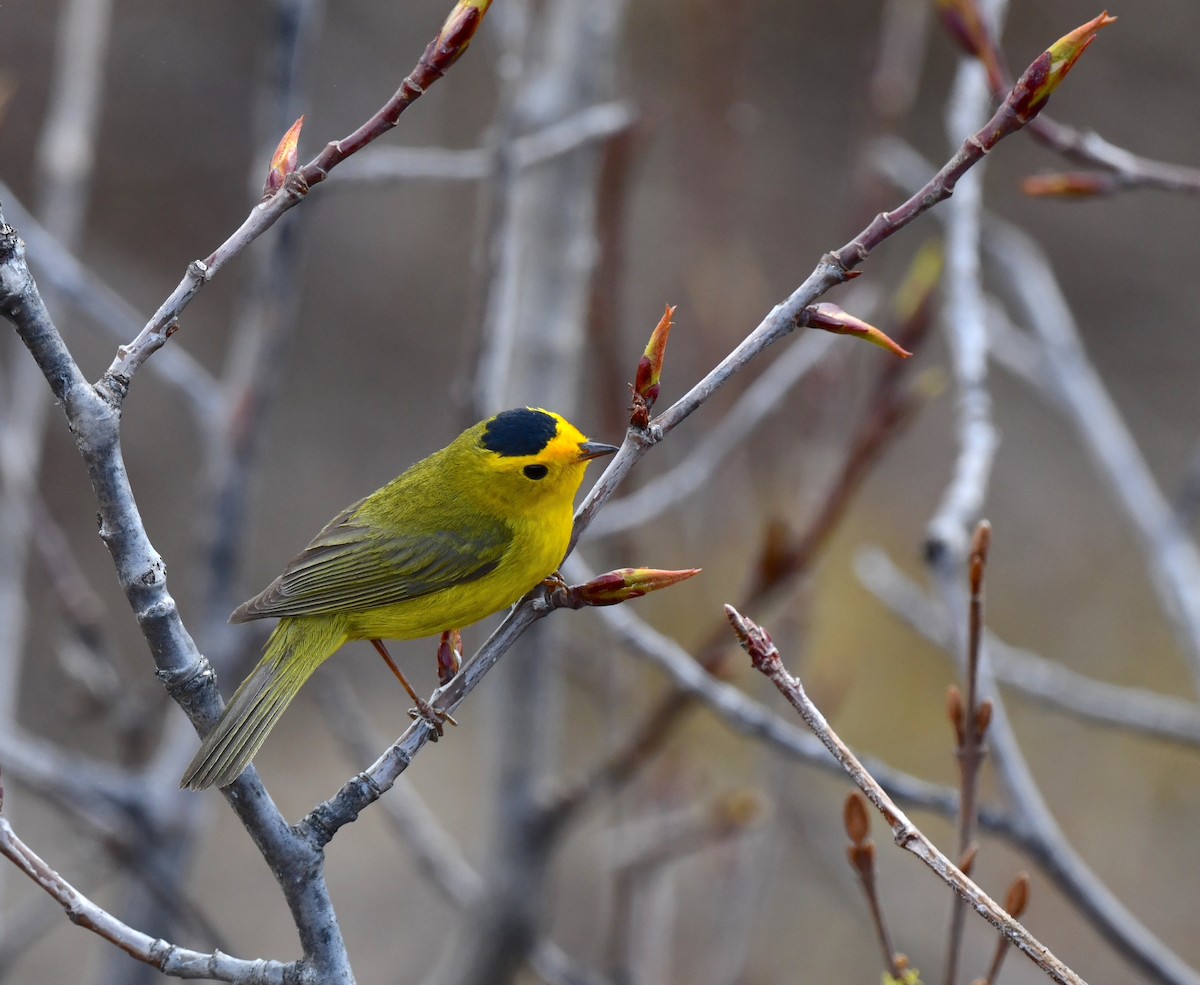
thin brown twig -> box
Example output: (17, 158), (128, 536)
(945, 521), (994, 985)
(726, 605), (1088, 985)
(844, 793), (901, 978)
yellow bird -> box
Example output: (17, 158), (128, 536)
(181, 407), (617, 790)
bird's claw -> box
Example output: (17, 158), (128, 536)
(540, 571), (573, 605)
(408, 698), (457, 738)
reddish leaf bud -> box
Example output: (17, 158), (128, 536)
(843, 792), (870, 845)
(976, 698), (994, 736)
(263, 115), (305, 199)
(947, 684), (966, 745)
(1006, 872), (1031, 918)
(969, 519), (991, 594)
(574, 566), (701, 607)
(936, 0), (989, 60)
(1022, 171), (1121, 198)
(803, 303), (913, 359)
(1008, 12), (1116, 120)
(434, 0), (493, 72)
(437, 628), (463, 685)
(935, 0), (1006, 89)
(631, 304), (676, 426)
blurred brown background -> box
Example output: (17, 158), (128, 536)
(2, 0), (1199, 983)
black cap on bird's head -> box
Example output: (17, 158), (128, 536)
(481, 408), (559, 457)
(481, 407), (618, 465)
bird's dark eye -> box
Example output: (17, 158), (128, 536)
(523, 464), (549, 480)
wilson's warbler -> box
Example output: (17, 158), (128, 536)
(180, 407), (617, 790)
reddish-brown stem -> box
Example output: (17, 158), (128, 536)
(845, 794), (901, 978)
(945, 520), (994, 985)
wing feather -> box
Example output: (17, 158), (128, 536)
(231, 503), (511, 622)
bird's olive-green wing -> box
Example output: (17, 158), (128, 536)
(230, 506), (513, 622)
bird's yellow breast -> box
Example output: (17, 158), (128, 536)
(341, 501), (573, 641)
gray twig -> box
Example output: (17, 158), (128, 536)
(589, 330), (837, 538)
(857, 547), (1200, 749)
(874, 135), (1200, 697)
(0, 812), (290, 984)
(337, 100), (635, 185)
(857, 546), (1200, 985)
(728, 605), (1088, 985)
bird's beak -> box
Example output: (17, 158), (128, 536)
(577, 440), (620, 462)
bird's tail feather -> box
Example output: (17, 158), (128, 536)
(180, 617), (346, 790)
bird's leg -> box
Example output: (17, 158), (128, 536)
(370, 638), (457, 736)
(436, 629), (462, 686)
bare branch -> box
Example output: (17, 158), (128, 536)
(589, 330), (836, 537)
(337, 100), (635, 184)
(874, 134), (1200, 696)
(0, 812), (291, 983)
(857, 547), (1200, 749)
(103, 0), (495, 388)
(728, 605), (1088, 985)
(856, 546), (1200, 985)
(574, 16), (1093, 545)
(559, 555), (1011, 830)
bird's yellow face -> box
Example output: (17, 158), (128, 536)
(466, 407), (618, 518)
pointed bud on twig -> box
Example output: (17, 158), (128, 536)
(1022, 171), (1122, 198)
(437, 628), (463, 685)
(983, 874), (1031, 985)
(936, 0), (988, 58)
(631, 304), (676, 428)
(976, 698), (993, 737)
(802, 303), (913, 359)
(572, 567), (701, 607)
(947, 684), (966, 745)
(1006, 872), (1031, 918)
(936, 0), (1005, 86)
(263, 115), (305, 199)
(958, 842), (979, 876)
(1008, 12), (1117, 121)
(431, 0), (493, 73)
(725, 605), (780, 673)
(969, 519), (991, 594)
(844, 792), (871, 845)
